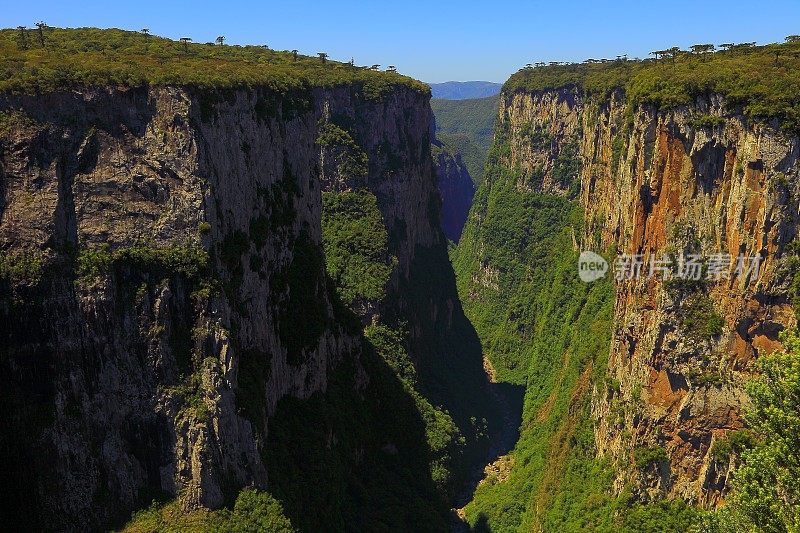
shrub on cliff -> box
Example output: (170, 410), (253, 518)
(211, 489), (295, 533)
(698, 331), (800, 532)
(729, 331), (800, 532)
(321, 189), (396, 311)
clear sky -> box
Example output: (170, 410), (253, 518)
(3, 1), (800, 83)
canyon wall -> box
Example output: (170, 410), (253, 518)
(0, 82), (482, 530)
(496, 86), (799, 506)
(432, 140), (475, 242)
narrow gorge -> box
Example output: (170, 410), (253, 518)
(1, 26), (799, 533)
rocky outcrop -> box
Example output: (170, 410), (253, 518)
(0, 81), (456, 530)
(432, 140), (475, 242)
(496, 86), (799, 506)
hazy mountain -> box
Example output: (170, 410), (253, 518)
(428, 81), (502, 99)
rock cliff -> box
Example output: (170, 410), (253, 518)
(0, 81), (487, 530)
(432, 139), (475, 242)
(494, 85), (799, 506)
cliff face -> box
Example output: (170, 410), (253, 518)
(496, 87), (799, 505)
(432, 141), (475, 242)
(0, 82), (467, 529)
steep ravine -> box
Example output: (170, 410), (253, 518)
(0, 82), (496, 531)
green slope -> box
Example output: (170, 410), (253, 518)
(431, 95), (500, 183)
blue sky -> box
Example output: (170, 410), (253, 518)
(4, 1), (800, 83)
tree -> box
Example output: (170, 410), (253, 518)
(719, 43), (735, 52)
(786, 35), (800, 43)
(216, 35), (225, 45)
(318, 52), (328, 63)
(650, 50), (661, 59)
(291, 49), (298, 61)
(16, 26), (27, 50)
(690, 44), (715, 55)
(370, 64), (380, 71)
(211, 489), (295, 532)
(180, 37), (192, 53)
(387, 65), (396, 72)
(141, 28), (150, 36)
(35, 21), (46, 47)
(731, 42), (757, 53)
(724, 332), (800, 531)
(666, 46), (682, 63)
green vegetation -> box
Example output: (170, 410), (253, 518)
(551, 140), (581, 196)
(0, 109), (39, 135)
(316, 122), (370, 179)
(431, 95), (500, 183)
(635, 445), (669, 470)
(688, 113), (727, 129)
(505, 41), (800, 132)
(0, 249), (43, 286)
(264, 342), (450, 531)
(77, 243), (209, 280)
(434, 132), (485, 182)
(321, 189), (396, 310)
(680, 293), (725, 338)
(701, 331), (800, 532)
(320, 187), (466, 496)
(168, 372), (212, 422)
(364, 324), (464, 493)
(274, 230), (330, 364)
(786, 249), (800, 323)
(0, 27), (427, 96)
(686, 368), (726, 388)
(452, 126), (699, 531)
(431, 95), (499, 152)
(254, 181), (473, 530)
(124, 489), (294, 532)
(709, 430), (755, 463)
(730, 330), (800, 531)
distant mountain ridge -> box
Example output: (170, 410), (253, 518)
(428, 81), (502, 100)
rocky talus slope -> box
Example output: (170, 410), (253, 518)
(495, 85), (799, 505)
(0, 82), (489, 530)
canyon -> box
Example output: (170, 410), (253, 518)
(1, 27), (799, 533)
